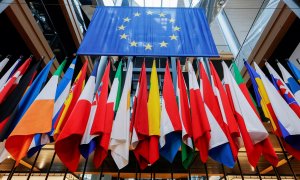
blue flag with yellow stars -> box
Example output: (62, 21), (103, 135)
(77, 7), (218, 57)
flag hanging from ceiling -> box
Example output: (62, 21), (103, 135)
(77, 7), (218, 57)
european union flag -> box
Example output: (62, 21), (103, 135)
(77, 7), (218, 57)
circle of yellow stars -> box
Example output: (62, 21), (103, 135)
(117, 10), (180, 50)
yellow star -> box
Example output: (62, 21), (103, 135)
(134, 12), (141, 17)
(159, 12), (166, 17)
(169, 34), (177, 40)
(120, 33), (128, 39)
(173, 26), (181, 31)
(130, 41), (138, 47)
(144, 43), (152, 50)
(169, 18), (175, 23)
(118, 25), (126, 30)
(159, 41), (168, 47)
(146, 10), (154, 15)
(123, 17), (131, 22)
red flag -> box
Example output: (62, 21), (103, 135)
(130, 61), (150, 170)
(0, 58), (31, 104)
(90, 62), (112, 168)
(55, 61), (92, 172)
(187, 61), (210, 163)
(199, 62), (238, 161)
(209, 61), (241, 150)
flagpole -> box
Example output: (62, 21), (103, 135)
(7, 160), (16, 180)
(63, 168), (68, 180)
(256, 167), (262, 180)
(221, 164), (227, 180)
(236, 158), (244, 180)
(204, 163), (209, 179)
(99, 165), (104, 180)
(81, 157), (89, 180)
(27, 149), (41, 180)
(45, 152), (56, 180)
(117, 169), (120, 180)
(171, 164), (174, 180)
(276, 137), (297, 179)
(272, 165), (281, 180)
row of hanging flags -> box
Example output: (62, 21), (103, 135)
(2, 56), (300, 172)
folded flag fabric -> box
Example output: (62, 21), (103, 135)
(55, 60), (98, 172)
(223, 61), (278, 167)
(287, 60), (300, 83)
(26, 61), (66, 157)
(0, 59), (54, 141)
(232, 61), (260, 117)
(277, 62), (300, 105)
(80, 61), (104, 160)
(266, 62), (300, 117)
(130, 61), (150, 170)
(0, 58), (31, 104)
(53, 61), (88, 139)
(159, 61), (182, 163)
(0, 60), (40, 137)
(5, 59), (62, 165)
(90, 62), (112, 168)
(51, 58), (76, 136)
(0, 57), (9, 73)
(110, 60), (133, 169)
(199, 61), (235, 168)
(176, 60), (196, 169)
(253, 62), (300, 151)
(209, 61), (241, 152)
(187, 61), (210, 163)
(0, 58), (21, 90)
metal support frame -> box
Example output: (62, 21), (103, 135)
(217, 10), (241, 58)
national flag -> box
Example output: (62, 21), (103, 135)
(287, 60), (300, 83)
(266, 62), (300, 117)
(0, 60), (41, 137)
(187, 61), (210, 163)
(92, 60), (123, 167)
(53, 61), (88, 139)
(55, 61), (98, 172)
(253, 62), (300, 151)
(209, 61), (241, 154)
(130, 61), (150, 170)
(51, 58), (77, 136)
(225, 61), (278, 167)
(176, 60), (196, 169)
(199, 61), (235, 168)
(159, 61), (182, 163)
(232, 62), (260, 116)
(0, 57), (9, 73)
(0, 58), (31, 103)
(5, 59), (63, 165)
(110, 60), (133, 169)
(79, 61), (104, 159)
(147, 60), (160, 165)
(277, 62), (300, 105)
(0, 59), (54, 141)
(0, 58), (21, 89)
(26, 61), (67, 157)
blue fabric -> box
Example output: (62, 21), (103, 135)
(286, 77), (300, 95)
(5, 59), (54, 138)
(209, 143), (235, 168)
(159, 132), (181, 163)
(77, 7), (218, 57)
(287, 60), (300, 82)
